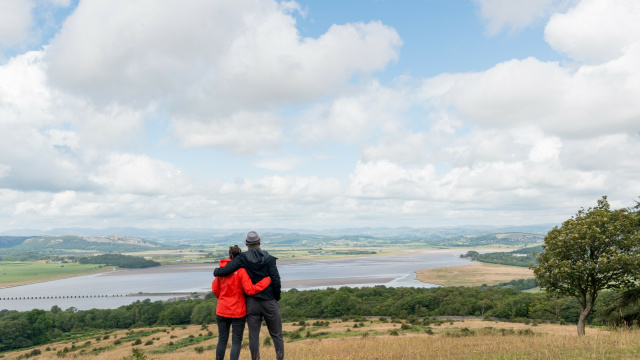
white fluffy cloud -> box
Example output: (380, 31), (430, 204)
(172, 112), (283, 154)
(44, 0), (401, 154)
(420, 47), (640, 138)
(295, 81), (410, 144)
(545, 0), (640, 63)
(474, 0), (576, 34)
(0, 0), (33, 47)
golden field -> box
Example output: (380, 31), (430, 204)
(415, 263), (534, 287)
(2, 318), (639, 360)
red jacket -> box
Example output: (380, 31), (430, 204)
(212, 258), (271, 318)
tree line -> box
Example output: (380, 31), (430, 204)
(461, 247), (540, 267)
(77, 254), (160, 269)
(2, 283), (638, 352)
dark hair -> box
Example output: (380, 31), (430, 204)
(229, 245), (242, 259)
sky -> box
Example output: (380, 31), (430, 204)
(0, 0), (638, 231)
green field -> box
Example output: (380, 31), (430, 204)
(0, 261), (108, 287)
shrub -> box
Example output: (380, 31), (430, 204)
(389, 330), (399, 336)
(144, 340), (153, 346)
(30, 349), (42, 356)
(194, 346), (205, 354)
(263, 337), (273, 347)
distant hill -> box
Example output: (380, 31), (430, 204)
(0, 235), (162, 253)
(0, 224), (555, 248)
(0, 236), (30, 248)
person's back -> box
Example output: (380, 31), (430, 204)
(214, 231), (284, 360)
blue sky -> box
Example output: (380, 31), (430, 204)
(0, 0), (638, 231)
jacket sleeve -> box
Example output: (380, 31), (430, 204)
(268, 258), (282, 301)
(212, 278), (220, 299)
(213, 255), (244, 277)
(238, 269), (271, 295)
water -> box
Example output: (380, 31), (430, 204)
(0, 250), (471, 311)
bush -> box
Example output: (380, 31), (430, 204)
(263, 337), (273, 347)
(194, 346), (205, 354)
(29, 349), (42, 356)
(389, 330), (399, 336)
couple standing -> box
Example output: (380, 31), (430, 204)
(212, 231), (284, 360)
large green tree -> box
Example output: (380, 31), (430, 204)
(533, 197), (640, 335)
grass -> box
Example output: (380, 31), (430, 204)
(415, 263), (534, 287)
(0, 261), (109, 287)
(2, 319), (639, 360)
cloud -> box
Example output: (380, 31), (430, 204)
(44, 0), (401, 153)
(254, 157), (305, 172)
(172, 111), (283, 154)
(295, 81), (410, 144)
(89, 154), (192, 196)
(0, 51), (147, 192)
(42, 0), (401, 156)
(420, 48), (640, 138)
(545, 0), (640, 64)
(473, 0), (576, 35)
(0, 0), (33, 48)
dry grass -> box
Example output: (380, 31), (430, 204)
(4, 319), (639, 360)
(415, 263), (534, 287)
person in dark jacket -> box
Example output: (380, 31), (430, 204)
(213, 231), (284, 360)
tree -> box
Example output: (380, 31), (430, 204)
(533, 196), (640, 335)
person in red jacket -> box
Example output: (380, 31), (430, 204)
(212, 245), (271, 360)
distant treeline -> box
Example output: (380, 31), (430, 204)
(1, 285), (634, 352)
(483, 278), (538, 291)
(77, 254), (160, 269)
(461, 246), (542, 267)
(0, 252), (63, 262)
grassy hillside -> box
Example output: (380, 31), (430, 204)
(3, 235), (162, 254)
(2, 319), (637, 359)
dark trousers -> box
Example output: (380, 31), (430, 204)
(216, 315), (246, 360)
(246, 297), (284, 360)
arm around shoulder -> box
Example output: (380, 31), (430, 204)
(239, 269), (271, 295)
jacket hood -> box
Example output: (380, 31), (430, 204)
(219, 258), (231, 267)
(244, 248), (272, 265)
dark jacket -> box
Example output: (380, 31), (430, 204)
(213, 248), (281, 301)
